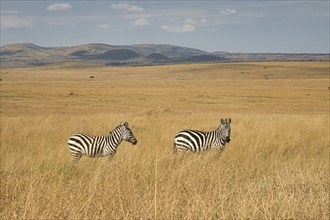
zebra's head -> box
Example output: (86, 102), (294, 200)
(220, 118), (231, 143)
(120, 122), (137, 145)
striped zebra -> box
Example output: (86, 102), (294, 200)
(68, 122), (137, 164)
(173, 118), (231, 155)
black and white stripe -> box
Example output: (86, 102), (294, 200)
(173, 118), (231, 155)
(68, 122), (137, 163)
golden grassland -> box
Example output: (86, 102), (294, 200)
(0, 62), (329, 219)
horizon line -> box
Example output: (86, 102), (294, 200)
(1, 42), (329, 54)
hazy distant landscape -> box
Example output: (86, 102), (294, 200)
(1, 43), (328, 67)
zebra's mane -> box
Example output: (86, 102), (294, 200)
(108, 124), (125, 135)
(77, 132), (96, 138)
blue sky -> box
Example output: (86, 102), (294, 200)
(1, 1), (329, 53)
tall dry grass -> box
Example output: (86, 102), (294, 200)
(1, 62), (329, 219)
(1, 112), (328, 219)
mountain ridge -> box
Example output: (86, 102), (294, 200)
(1, 43), (328, 67)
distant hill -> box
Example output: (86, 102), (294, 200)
(0, 43), (328, 67)
(144, 53), (170, 60)
(0, 43), (213, 67)
(93, 49), (141, 60)
(116, 44), (208, 58)
(177, 55), (227, 63)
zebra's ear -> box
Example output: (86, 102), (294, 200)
(221, 118), (225, 124)
(227, 118), (231, 124)
(121, 122), (128, 127)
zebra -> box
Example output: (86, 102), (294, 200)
(68, 122), (137, 164)
(173, 118), (231, 155)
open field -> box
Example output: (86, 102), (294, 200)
(1, 62), (329, 219)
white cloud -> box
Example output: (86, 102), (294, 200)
(111, 3), (130, 10)
(132, 18), (149, 26)
(201, 18), (209, 24)
(47, 3), (72, 11)
(127, 6), (143, 12)
(161, 24), (196, 32)
(221, 9), (237, 15)
(96, 24), (111, 29)
(0, 14), (33, 29)
(184, 19), (198, 24)
(111, 3), (143, 12)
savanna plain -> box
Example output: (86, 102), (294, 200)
(0, 62), (329, 219)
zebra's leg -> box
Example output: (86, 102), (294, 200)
(211, 150), (219, 158)
(105, 152), (115, 162)
(174, 147), (187, 163)
(211, 147), (224, 158)
(70, 151), (82, 164)
(173, 141), (178, 154)
(173, 142), (187, 155)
